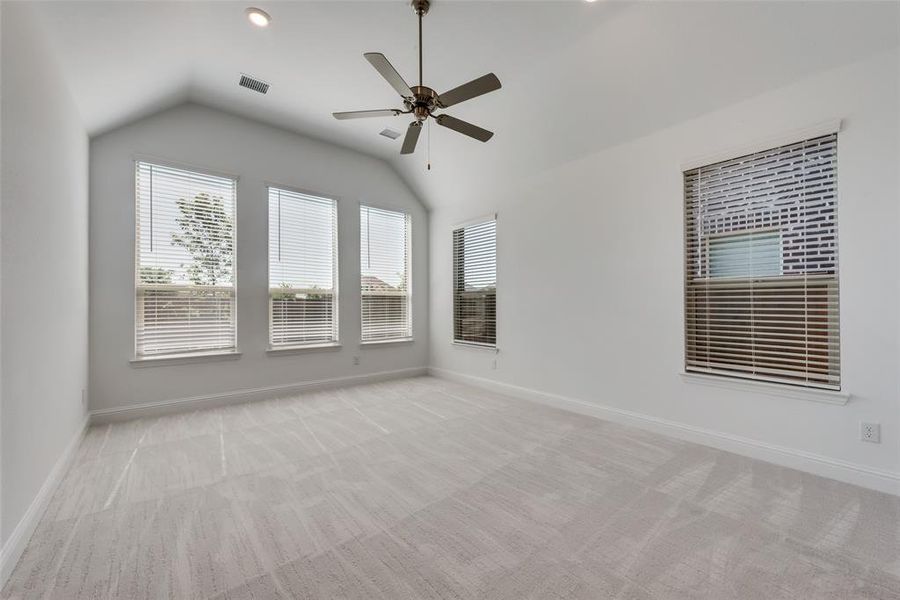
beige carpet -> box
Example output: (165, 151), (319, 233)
(3, 376), (899, 599)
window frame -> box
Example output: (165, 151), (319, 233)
(266, 184), (341, 351)
(359, 203), (413, 344)
(682, 131), (841, 391)
(452, 214), (498, 350)
(132, 159), (239, 361)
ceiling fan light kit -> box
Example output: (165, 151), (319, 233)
(333, 0), (502, 156)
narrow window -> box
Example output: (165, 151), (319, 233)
(135, 162), (237, 357)
(684, 133), (840, 389)
(268, 187), (339, 347)
(453, 217), (497, 347)
(360, 206), (411, 342)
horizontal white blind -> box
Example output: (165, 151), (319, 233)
(135, 162), (236, 357)
(453, 218), (496, 346)
(360, 206), (411, 341)
(268, 188), (338, 346)
(684, 133), (839, 390)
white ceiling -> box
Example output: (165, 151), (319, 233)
(32, 1), (900, 209)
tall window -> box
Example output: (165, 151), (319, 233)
(684, 133), (839, 390)
(360, 206), (411, 341)
(453, 217), (497, 347)
(135, 162), (237, 357)
(268, 187), (338, 347)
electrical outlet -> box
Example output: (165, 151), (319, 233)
(491, 359), (497, 370)
(860, 422), (881, 443)
(353, 356), (360, 366)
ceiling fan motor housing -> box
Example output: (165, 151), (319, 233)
(406, 85), (439, 121)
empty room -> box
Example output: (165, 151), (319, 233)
(1, 0), (899, 598)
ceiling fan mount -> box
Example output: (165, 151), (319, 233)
(411, 0), (430, 17)
(332, 0), (501, 155)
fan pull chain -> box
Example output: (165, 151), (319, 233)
(427, 119), (431, 171)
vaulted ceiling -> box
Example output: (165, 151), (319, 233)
(31, 1), (900, 210)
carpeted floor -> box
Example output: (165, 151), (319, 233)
(3, 376), (899, 599)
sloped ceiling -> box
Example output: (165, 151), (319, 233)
(31, 0), (900, 210)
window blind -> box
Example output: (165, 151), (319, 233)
(684, 133), (839, 390)
(268, 188), (338, 347)
(360, 206), (411, 341)
(453, 218), (496, 347)
(135, 162), (237, 357)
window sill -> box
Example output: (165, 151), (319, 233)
(130, 350), (242, 367)
(360, 337), (414, 347)
(452, 341), (499, 353)
(267, 342), (342, 355)
(679, 372), (849, 406)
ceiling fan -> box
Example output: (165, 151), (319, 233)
(332, 0), (501, 155)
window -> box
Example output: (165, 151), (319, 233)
(453, 217), (497, 347)
(684, 133), (839, 390)
(708, 230), (781, 279)
(360, 205), (411, 342)
(135, 162), (237, 358)
(268, 187), (339, 347)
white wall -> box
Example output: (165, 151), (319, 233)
(90, 103), (428, 413)
(429, 49), (900, 492)
(0, 0), (89, 547)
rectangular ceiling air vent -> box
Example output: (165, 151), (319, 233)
(239, 74), (270, 94)
(379, 128), (402, 140)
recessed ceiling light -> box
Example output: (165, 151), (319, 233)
(246, 7), (271, 27)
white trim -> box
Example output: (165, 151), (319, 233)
(680, 372), (849, 405)
(130, 350), (242, 367)
(264, 182), (342, 204)
(0, 415), (90, 586)
(428, 367), (900, 496)
(90, 367), (428, 424)
(356, 199), (413, 217)
(267, 343), (342, 355)
(451, 341), (499, 353)
(360, 337), (414, 347)
(680, 118), (842, 172)
(452, 212), (497, 230)
(132, 154), (240, 182)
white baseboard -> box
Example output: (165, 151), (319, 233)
(0, 414), (90, 587)
(428, 367), (900, 496)
(91, 367), (429, 424)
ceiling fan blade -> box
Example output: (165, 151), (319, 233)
(333, 109), (401, 120)
(364, 53), (413, 98)
(437, 73), (501, 108)
(435, 114), (493, 143)
(400, 122), (422, 154)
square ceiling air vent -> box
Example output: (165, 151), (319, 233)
(379, 128), (402, 140)
(239, 74), (270, 94)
